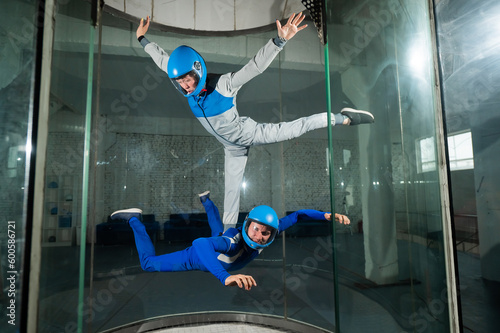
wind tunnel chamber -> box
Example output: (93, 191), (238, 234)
(26, 0), (456, 332)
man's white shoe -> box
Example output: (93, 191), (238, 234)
(198, 191), (210, 203)
(111, 208), (143, 222)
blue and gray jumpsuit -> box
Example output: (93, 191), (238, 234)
(140, 36), (341, 228)
(129, 197), (329, 285)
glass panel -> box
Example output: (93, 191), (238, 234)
(88, 7), (337, 330)
(326, 0), (451, 332)
(0, 0), (39, 331)
(436, 0), (500, 331)
(37, 1), (92, 331)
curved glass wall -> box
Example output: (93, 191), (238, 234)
(435, 0), (500, 332)
(326, 0), (452, 332)
(0, 0), (43, 332)
(0, 0), (460, 333)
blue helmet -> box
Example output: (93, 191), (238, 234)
(242, 205), (279, 250)
(167, 45), (207, 97)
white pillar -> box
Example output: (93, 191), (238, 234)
(359, 123), (399, 284)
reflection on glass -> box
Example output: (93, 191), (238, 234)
(436, 0), (500, 331)
(37, 1), (91, 332)
(327, 0), (451, 331)
(418, 136), (437, 173)
(447, 132), (474, 171)
(0, 1), (38, 332)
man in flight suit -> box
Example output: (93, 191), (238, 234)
(135, 13), (374, 229)
(111, 191), (350, 289)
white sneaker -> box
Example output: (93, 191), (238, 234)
(111, 208), (142, 222)
(198, 191), (210, 203)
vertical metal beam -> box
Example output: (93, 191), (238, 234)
(76, 4), (97, 332)
(323, 0), (340, 329)
(324, 46), (340, 332)
(86, 1), (104, 332)
(25, 0), (56, 332)
(428, 0), (462, 332)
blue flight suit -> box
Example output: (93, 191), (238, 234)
(129, 198), (329, 285)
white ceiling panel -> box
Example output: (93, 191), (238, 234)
(125, 0), (152, 21)
(235, 0), (285, 31)
(283, 0), (308, 18)
(105, 0), (124, 12)
(153, 0), (195, 30)
(195, 0), (235, 31)
(105, 0), (307, 32)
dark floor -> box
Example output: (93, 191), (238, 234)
(22, 232), (500, 332)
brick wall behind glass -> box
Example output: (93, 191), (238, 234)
(47, 132), (361, 224)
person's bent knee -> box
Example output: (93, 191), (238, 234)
(140, 259), (159, 272)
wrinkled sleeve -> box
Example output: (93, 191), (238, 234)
(191, 236), (233, 285)
(143, 41), (170, 74)
(217, 38), (283, 96)
(278, 209), (329, 233)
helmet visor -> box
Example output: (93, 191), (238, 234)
(170, 60), (203, 96)
(244, 219), (278, 246)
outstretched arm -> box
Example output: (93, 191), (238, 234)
(192, 237), (232, 284)
(278, 209), (350, 232)
(221, 13), (308, 93)
(135, 16), (170, 73)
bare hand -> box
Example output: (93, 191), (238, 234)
(325, 213), (351, 225)
(136, 16), (150, 39)
(276, 12), (308, 40)
(225, 274), (257, 290)
(335, 213), (350, 225)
